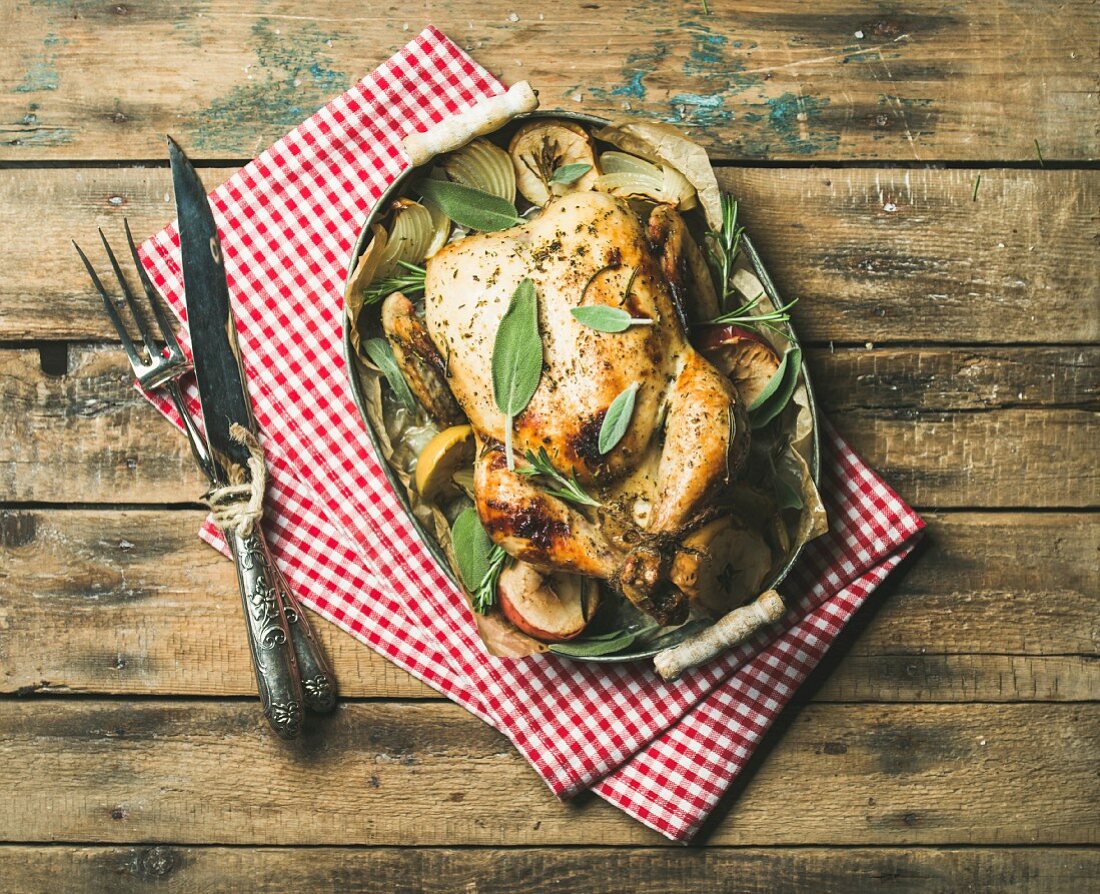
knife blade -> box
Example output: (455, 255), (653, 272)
(168, 137), (335, 733)
(168, 137), (255, 483)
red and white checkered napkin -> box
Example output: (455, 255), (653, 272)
(139, 27), (924, 841)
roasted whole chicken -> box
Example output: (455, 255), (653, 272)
(382, 187), (757, 631)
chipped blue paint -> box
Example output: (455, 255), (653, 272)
(692, 32), (729, 63)
(13, 32), (65, 94)
(4, 102), (74, 146)
(608, 44), (670, 99)
(14, 62), (58, 93)
(187, 19), (346, 151)
(764, 92), (839, 154)
(667, 92), (732, 126)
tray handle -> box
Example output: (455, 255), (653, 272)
(653, 590), (786, 682)
(402, 81), (539, 166)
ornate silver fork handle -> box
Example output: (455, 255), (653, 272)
(75, 221), (335, 737)
(228, 527), (304, 739)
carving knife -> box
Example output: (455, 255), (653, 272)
(168, 136), (335, 738)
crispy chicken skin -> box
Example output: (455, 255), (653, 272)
(417, 191), (749, 624)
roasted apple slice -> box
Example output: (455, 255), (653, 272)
(497, 562), (598, 643)
(670, 515), (772, 617)
(697, 324), (781, 407)
(509, 120), (599, 207)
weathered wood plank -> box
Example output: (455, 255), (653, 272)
(809, 347), (1098, 412)
(2, 346), (1096, 506)
(1, 510), (1095, 699)
(0, 347), (207, 503)
(0, 509), (434, 700)
(1, 845), (1096, 894)
(2, 1), (1096, 162)
(835, 407), (1097, 509)
(4, 166), (1096, 345)
(0, 700), (1094, 845)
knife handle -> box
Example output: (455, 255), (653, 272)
(271, 558), (337, 713)
(228, 528), (303, 740)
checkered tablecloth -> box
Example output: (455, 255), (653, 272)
(139, 26), (924, 842)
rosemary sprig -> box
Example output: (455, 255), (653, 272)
(472, 545), (508, 614)
(704, 192), (744, 313)
(364, 260), (426, 305)
(518, 447), (600, 507)
(707, 290), (799, 337)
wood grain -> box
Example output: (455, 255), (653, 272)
(0, 700), (1094, 846)
(2, 345), (1096, 507)
(1, 845), (1096, 894)
(5, 166), (1097, 345)
(2, 1), (1096, 162)
(2, 510), (1095, 700)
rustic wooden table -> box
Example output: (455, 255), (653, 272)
(1, 2), (1097, 891)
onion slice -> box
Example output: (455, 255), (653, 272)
(596, 150), (697, 210)
(443, 138), (516, 204)
(376, 199), (435, 277)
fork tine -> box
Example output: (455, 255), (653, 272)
(98, 227), (159, 362)
(73, 239), (144, 370)
(124, 219), (185, 357)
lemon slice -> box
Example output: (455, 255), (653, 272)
(415, 425), (475, 501)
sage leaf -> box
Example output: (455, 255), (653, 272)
(549, 622), (661, 657)
(549, 162), (592, 185)
(418, 178), (524, 232)
(363, 337), (417, 412)
(570, 305), (653, 333)
(598, 382), (639, 454)
(492, 279), (543, 468)
(451, 507), (492, 592)
(549, 628), (642, 657)
(749, 347), (802, 430)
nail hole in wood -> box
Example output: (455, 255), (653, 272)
(38, 342), (69, 377)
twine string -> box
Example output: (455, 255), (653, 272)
(203, 423), (266, 538)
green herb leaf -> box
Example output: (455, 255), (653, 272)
(518, 447), (600, 507)
(707, 290), (798, 336)
(570, 305), (654, 333)
(492, 279), (543, 468)
(363, 337), (417, 412)
(705, 192), (743, 312)
(450, 508), (508, 616)
(418, 178), (524, 232)
(749, 347), (802, 429)
(550, 622), (661, 657)
(451, 507), (493, 591)
(598, 382), (639, 454)
(549, 162), (593, 185)
(473, 546), (508, 614)
(363, 261), (426, 306)
(549, 628), (643, 657)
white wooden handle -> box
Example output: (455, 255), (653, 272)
(402, 81), (539, 166)
(654, 590), (786, 682)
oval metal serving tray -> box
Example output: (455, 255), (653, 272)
(342, 110), (819, 663)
